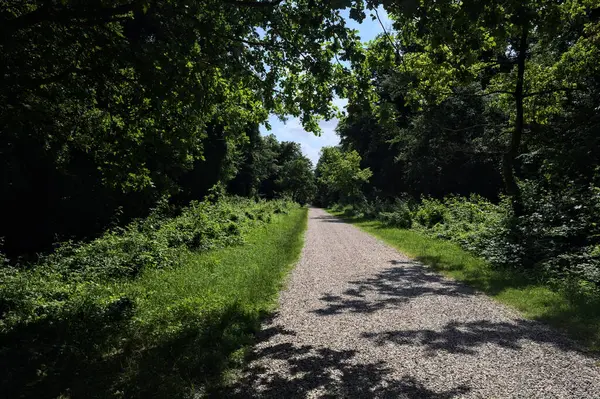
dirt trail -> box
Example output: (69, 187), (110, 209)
(228, 208), (600, 398)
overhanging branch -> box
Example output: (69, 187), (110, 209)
(224, 0), (284, 7)
(2, 2), (137, 37)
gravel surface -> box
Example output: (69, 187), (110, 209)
(227, 208), (600, 398)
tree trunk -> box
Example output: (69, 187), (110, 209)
(503, 21), (528, 216)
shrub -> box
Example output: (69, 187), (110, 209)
(407, 188), (600, 289)
(378, 199), (413, 228)
(514, 180), (600, 285)
(0, 200), (305, 398)
(413, 197), (446, 228)
(412, 195), (522, 268)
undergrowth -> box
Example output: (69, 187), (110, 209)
(1, 198), (307, 398)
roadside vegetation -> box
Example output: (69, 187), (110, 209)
(313, 0), (600, 352)
(4, 2), (330, 397)
(328, 202), (600, 351)
(1, 197), (307, 398)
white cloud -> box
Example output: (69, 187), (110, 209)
(260, 114), (340, 166)
(259, 96), (348, 166)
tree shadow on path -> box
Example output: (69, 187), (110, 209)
(311, 214), (361, 224)
(313, 260), (592, 357)
(220, 325), (471, 398)
(312, 261), (475, 316)
(218, 257), (598, 398)
(362, 318), (583, 356)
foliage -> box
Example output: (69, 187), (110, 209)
(414, 196), (509, 254)
(1, 0), (361, 257)
(334, 0), (600, 204)
(516, 179), (600, 285)
(378, 210), (412, 228)
(315, 146), (372, 206)
(407, 187), (600, 288)
(378, 199), (413, 228)
(0, 199), (305, 398)
(1, 0), (362, 185)
(338, 85), (505, 199)
(317, 0), (600, 313)
(413, 198), (447, 229)
(331, 190), (600, 293)
(0, 197), (296, 331)
(229, 133), (316, 204)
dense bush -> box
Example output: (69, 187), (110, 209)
(515, 180), (600, 286)
(410, 193), (600, 288)
(0, 197), (296, 333)
(414, 186), (600, 288)
(0, 197), (304, 398)
(413, 198), (447, 229)
(378, 199), (414, 228)
(413, 196), (512, 261)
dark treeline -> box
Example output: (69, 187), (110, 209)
(2, 118), (314, 259)
(317, 0), (600, 289)
(0, 0), (340, 260)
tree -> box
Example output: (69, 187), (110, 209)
(315, 147), (372, 205)
(229, 133), (315, 203)
(335, 0), (600, 281)
(358, 0), (599, 212)
(0, 0), (367, 255)
(276, 156), (316, 204)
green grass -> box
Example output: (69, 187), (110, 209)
(328, 209), (600, 352)
(5, 207), (308, 399)
(118, 206), (308, 396)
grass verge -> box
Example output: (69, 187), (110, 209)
(328, 209), (600, 352)
(119, 206), (308, 397)
(5, 207), (307, 399)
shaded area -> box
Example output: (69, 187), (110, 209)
(413, 254), (536, 295)
(0, 301), (266, 398)
(311, 213), (354, 224)
(312, 261), (474, 315)
(362, 319), (579, 356)
(222, 325), (471, 398)
(1, 205), (307, 398)
(313, 211), (372, 224)
(313, 260), (591, 357)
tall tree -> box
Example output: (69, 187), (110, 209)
(360, 0), (598, 211)
(315, 147), (372, 205)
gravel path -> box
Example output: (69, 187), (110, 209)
(228, 208), (600, 398)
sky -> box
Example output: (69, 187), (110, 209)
(259, 7), (393, 166)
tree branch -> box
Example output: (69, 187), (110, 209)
(223, 0), (284, 7)
(2, 2), (137, 37)
(441, 123), (494, 132)
(452, 89), (515, 97)
(374, 8), (407, 72)
(226, 36), (285, 50)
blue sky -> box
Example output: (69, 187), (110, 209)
(259, 7), (393, 166)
